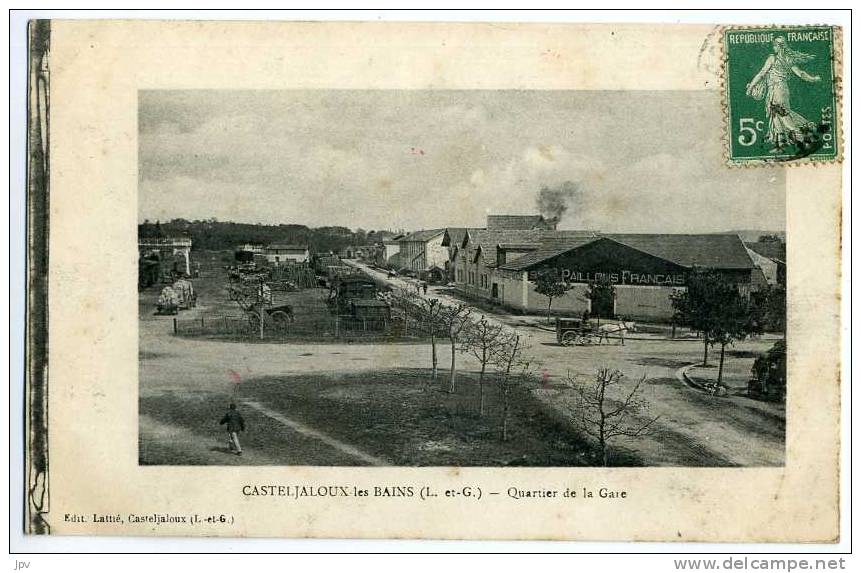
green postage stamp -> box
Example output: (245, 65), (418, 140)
(723, 26), (841, 165)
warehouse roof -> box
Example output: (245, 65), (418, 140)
(441, 227), (480, 247)
(605, 234), (755, 269)
(464, 229), (592, 249)
(499, 234), (755, 271)
(497, 236), (599, 270)
(487, 214), (554, 230)
(497, 243), (542, 250)
(467, 230), (596, 265)
(745, 241), (786, 263)
(398, 228), (445, 243)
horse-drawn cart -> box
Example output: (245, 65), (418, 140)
(556, 317), (600, 346)
(556, 317), (634, 346)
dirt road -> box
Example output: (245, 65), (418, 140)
(140, 266), (784, 467)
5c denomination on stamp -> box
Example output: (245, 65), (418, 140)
(723, 26), (841, 165)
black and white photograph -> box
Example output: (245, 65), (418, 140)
(137, 89), (787, 468)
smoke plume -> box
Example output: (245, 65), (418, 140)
(536, 181), (581, 225)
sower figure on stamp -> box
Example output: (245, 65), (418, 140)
(745, 36), (821, 153)
(219, 403), (246, 456)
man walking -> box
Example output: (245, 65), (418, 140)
(219, 402), (246, 456)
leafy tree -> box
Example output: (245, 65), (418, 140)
(672, 269), (759, 386)
(751, 285), (786, 333)
(585, 276), (616, 321)
(461, 315), (505, 415)
(533, 268), (571, 323)
(572, 368), (660, 467)
(671, 269), (729, 367)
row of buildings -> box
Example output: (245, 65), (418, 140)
(364, 215), (785, 322)
(141, 216), (785, 323)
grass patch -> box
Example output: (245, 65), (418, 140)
(140, 368), (599, 467)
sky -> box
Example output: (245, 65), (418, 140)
(138, 90), (785, 234)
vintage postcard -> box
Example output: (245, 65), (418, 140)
(24, 19), (843, 542)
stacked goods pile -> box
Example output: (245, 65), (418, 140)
(157, 286), (180, 315)
(172, 278), (196, 309)
(313, 253), (341, 274)
(269, 263), (316, 289)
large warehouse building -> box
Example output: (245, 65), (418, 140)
(449, 230), (764, 321)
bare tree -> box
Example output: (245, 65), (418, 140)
(419, 297), (445, 383)
(460, 315), (505, 415)
(388, 289), (444, 382)
(491, 331), (531, 441)
(441, 303), (473, 393)
(572, 368), (660, 466)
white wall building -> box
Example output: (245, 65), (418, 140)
(263, 244), (310, 264)
(397, 229), (447, 273)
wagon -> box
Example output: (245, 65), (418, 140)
(247, 303), (295, 332)
(556, 317), (600, 346)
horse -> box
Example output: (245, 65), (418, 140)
(595, 321), (636, 345)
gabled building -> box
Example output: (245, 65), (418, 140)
(441, 214), (558, 282)
(374, 234), (405, 268)
(451, 229), (596, 306)
(397, 229), (447, 274)
(454, 232), (759, 321)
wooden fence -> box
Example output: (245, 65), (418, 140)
(172, 310), (436, 341)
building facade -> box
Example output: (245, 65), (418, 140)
(451, 232), (760, 322)
(263, 244), (310, 264)
(397, 229), (448, 273)
(138, 236), (193, 278)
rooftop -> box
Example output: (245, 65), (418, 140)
(398, 228), (446, 243)
(745, 241), (786, 263)
(486, 214), (555, 230)
(465, 229), (596, 264)
(442, 227), (481, 248)
(499, 233), (755, 271)
(604, 234), (755, 269)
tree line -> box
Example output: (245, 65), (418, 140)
(138, 218), (394, 254)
